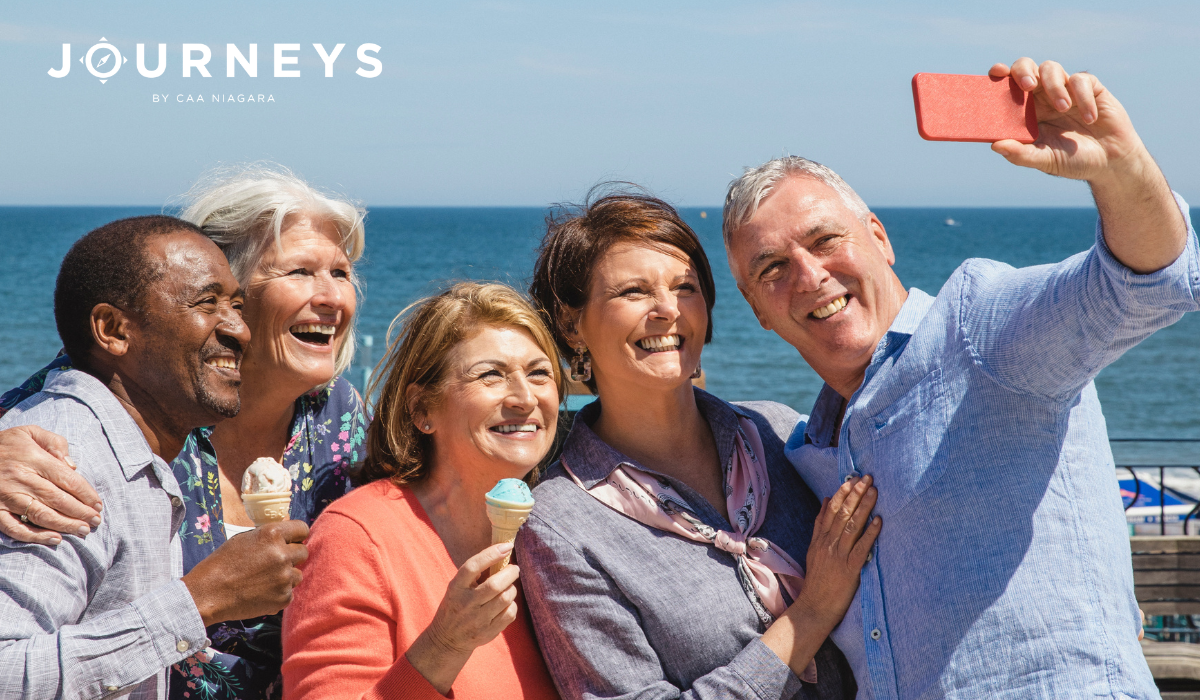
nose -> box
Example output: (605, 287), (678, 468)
(310, 271), (349, 313)
(505, 372), (537, 412)
(219, 302), (251, 348)
(648, 288), (681, 322)
(791, 248), (829, 293)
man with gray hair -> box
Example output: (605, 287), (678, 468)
(723, 58), (1200, 698)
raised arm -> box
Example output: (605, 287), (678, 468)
(989, 58), (1187, 273)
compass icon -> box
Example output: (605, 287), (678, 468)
(81, 38), (125, 83)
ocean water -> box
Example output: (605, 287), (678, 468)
(1, 206), (1197, 444)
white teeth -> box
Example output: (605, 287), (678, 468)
(492, 424), (537, 433)
(206, 357), (237, 370)
(290, 323), (336, 335)
(637, 334), (681, 352)
(811, 296), (848, 319)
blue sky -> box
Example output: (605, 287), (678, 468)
(1, 1), (1197, 206)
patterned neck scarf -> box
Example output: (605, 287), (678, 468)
(563, 415), (816, 683)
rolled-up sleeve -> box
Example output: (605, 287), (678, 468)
(0, 533), (206, 699)
(960, 191), (1200, 399)
(517, 513), (802, 700)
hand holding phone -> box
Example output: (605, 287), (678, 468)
(911, 73), (1038, 143)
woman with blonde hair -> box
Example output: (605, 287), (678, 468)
(282, 281), (561, 699)
(0, 163), (369, 699)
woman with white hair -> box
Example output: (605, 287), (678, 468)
(0, 163), (369, 700)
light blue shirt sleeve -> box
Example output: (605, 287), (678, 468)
(956, 192), (1200, 399)
(0, 549), (204, 700)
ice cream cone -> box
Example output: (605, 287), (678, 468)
(486, 499), (534, 576)
(242, 492), (292, 527)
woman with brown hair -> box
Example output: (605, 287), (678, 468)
(517, 188), (879, 699)
(281, 282), (562, 699)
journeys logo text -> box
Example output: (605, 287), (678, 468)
(49, 38), (383, 87)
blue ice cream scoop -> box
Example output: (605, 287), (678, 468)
(486, 478), (534, 506)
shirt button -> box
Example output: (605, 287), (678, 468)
(867, 551), (874, 563)
(844, 474), (855, 483)
(871, 628), (882, 640)
(176, 640), (190, 652)
(170, 496), (183, 508)
(105, 686), (118, 692)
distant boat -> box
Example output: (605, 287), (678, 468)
(944, 218), (961, 227)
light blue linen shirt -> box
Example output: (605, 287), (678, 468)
(0, 369), (208, 700)
(786, 195), (1200, 699)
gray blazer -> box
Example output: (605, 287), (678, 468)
(516, 388), (855, 699)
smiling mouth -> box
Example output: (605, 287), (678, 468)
(811, 295), (849, 320)
(290, 323), (336, 345)
(637, 334), (681, 353)
(490, 423), (539, 434)
(205, 356), (239, 371)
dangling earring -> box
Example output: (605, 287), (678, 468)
(691, 360), (703, 380)
(570, 344), (592, 383)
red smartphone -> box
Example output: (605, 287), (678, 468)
(912, 73), (1039, 143)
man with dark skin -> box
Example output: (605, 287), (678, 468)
(0, 216), (308, 699)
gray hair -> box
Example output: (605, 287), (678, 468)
(176, 163), (367, 383)
(722, 156), (869, 249)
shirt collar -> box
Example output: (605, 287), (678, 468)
(42, 369), (156, 482)
(558, 386), (748, 489)
(804, 287), (934, 447)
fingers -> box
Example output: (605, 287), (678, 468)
(991, 139), (1048, 172)
(1068, 72), (1100, 124)
(849, 516), (883, 568)
(453, 542), (515, 588)
(22, 496), (93, 537)
(1009, 57), (1039, 91)
(824, 480), (855, 528)
(34, 453), (102, 518)
(271, 519), (311, 544)
(284, 542), (309, 568)
(0, 509), (63, 545)
(830, 475), (873, 537)
(988, 63), (1010, 78)
(1037, 60), (1071, 113)
(21, 426), (70, 461)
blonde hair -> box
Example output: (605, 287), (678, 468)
(176, 162), (367, 382)
(358, 282), (565, 486)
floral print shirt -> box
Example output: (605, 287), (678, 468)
(0, 355), (369, 700)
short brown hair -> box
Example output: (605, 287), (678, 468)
(357, 282), (565, 487)
(529, 186), (716, 391)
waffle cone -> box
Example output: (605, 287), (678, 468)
(486, 500), (533, 575)
(242, 492), (292, 527)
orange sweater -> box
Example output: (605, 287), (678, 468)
(281, 479), (560, 700)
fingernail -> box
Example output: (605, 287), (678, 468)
(89, 516), (101, 528)
(64, 456), (76, 468)
(93, 503), (103, 512)
(1020, 76), (1035, 89)
(48, 538), (61, 546)
(498, 542), (513, 552)
(76, 525), (90, 537)
(1055, 98), (1069, 112)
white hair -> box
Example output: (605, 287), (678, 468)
(722, 156), (869, 249)
(176, 162), (366, 383)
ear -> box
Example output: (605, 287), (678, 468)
(736, 283), (774, 332)
(90, 304), (134, 358)
(866, 213), (896, 266)
(405, 383), (430, 433)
